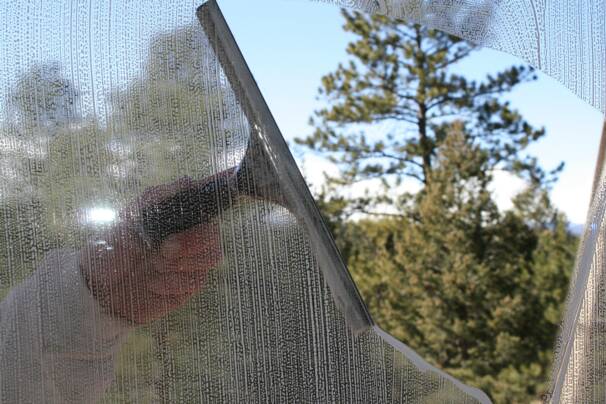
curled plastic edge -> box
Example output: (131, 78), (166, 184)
(375, 326), (491, 403)
(548, 144), (606, 403)
(324, 0), (606, 116)
(197, 2), (491, 403)
(196, 0), (374, 334)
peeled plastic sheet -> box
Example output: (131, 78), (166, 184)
(548, 171), (606, 403)
(0, 0), (488, 402)
(326, 0), (606, 115)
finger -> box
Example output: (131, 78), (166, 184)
(156, 251), (222, 274)
(147, 272), (207, 296)
(135, 176), (194, 207)
(118, 176), (195, 223)
(132, 293), (191, 324)
(130, 168), (238, 213)
(160, 222), (222, 261)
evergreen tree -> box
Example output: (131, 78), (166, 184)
(298, 11), (558, 216)
(297, 11), (576, 403)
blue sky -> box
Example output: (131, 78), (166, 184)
(219, 0), (605, 224)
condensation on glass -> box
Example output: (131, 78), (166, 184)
(0, 0), (488, 402)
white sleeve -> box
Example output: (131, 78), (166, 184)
(0, 248), (131, 404)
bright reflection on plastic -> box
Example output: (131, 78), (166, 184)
(84, 207), (117, 224)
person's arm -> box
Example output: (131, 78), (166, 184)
(0, 248), (131, 404)
(0, 178), (224, 403)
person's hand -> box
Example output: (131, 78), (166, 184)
(80, 178), (223, 325)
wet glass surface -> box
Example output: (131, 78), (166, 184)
(0, 1), (488, 402)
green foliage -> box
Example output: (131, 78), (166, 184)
(0, 24), (222, 400)
(0, 9), (577, 402)
(299, 10), (577, 403)
(297, 10), (559, 212)
(7, 62), (81, 132)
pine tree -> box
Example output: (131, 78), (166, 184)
(297, 10), (556, 217)
(297, 11), (576, 403)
